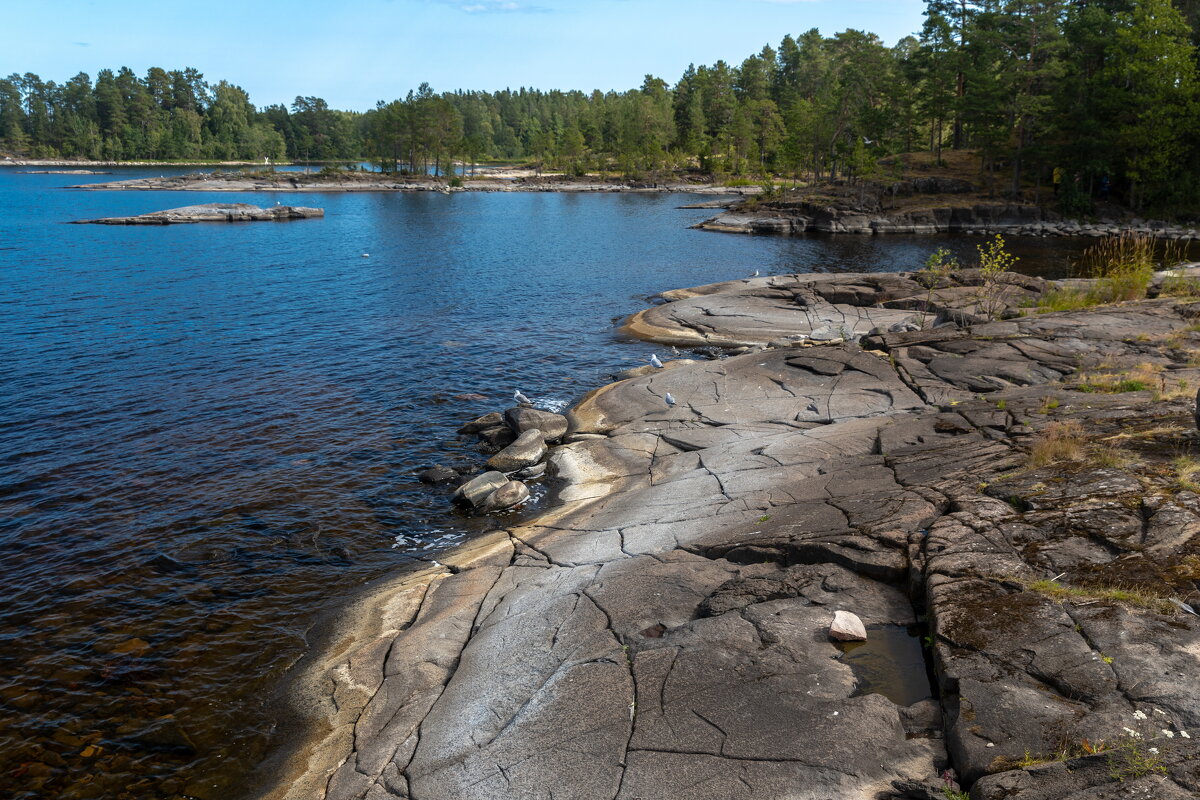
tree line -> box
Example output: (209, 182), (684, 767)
(3, 1), (1199, 212)
(0, 67), (359, 162)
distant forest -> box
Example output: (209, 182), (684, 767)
(4, 0), (1200, 211)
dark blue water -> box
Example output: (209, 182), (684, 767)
(0, 168), (1091, 800)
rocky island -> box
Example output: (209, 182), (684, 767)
(257, 265), (1200, 800)
(73, 202), (324, 225)
(65, 169), (752, 196)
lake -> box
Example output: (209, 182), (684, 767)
(0, 168), (1094, 799)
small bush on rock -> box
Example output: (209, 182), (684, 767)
(976, 234), (1019, 319)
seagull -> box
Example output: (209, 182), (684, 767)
(514, 389), (533, 406)
(752, 270), (760, 277)
(670, 346), (680, 356)
(361, 253), (370, 258)
(863, 137), (874, 145)
(649, 354), (664, 368)
(664, 392), (676, 407)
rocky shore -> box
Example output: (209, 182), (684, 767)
(258, 268), (1200, 800)
(65, 171), (753, 195)
(72, 203), (324, 225)
(699, 199), (1200, 241)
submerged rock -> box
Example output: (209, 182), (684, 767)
(486, 429), (547, 472)
(829, 610), (867, 642)
(418, 466), (459, 484)
(73, 202), (323, 225)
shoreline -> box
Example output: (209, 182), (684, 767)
(63, 172), (754, 195)
(57, 170), (1200, 243)
(250, 267), (1200, 800)
(698, 203), (1200, 241)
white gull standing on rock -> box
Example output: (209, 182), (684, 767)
(664, 392), (676, 407)
(514, 389), (533, 406)
(649, 354), (663, 368)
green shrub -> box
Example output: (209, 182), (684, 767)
(977, 234), (1019, 319)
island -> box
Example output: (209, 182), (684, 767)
(66, 169), (749, 196)
(72, 203), (324, 225)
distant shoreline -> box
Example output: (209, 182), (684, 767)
(64, 170), (759, 196)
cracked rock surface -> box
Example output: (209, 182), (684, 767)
(260, 275), (1200, 800)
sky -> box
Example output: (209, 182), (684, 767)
(2, 0), (927, 110)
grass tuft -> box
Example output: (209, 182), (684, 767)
(1026, 578), (1174, 613)
(1075, 233), (1157, 303)
(1076, 363), (1162, 394)
(1089, 445), (1136, 469)
(1037, 287), (1099, 312)
(1173, 456), (1200, 493)
(1029, 421), (1085, 466)
(1153, 378), (1193, 401)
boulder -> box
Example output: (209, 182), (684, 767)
(481, 480), (530, 511)
(829, 610), (867, 642)
(504, 407), (568, 442)
(452, 471), (508, 507)
(458, 412), (504, 435)
(486, 429), (547, 473)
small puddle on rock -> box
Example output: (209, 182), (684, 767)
(835, 624), (933, 707)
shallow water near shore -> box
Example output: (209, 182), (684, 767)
(0, 167), (1112, 799)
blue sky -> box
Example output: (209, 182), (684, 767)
(2, 0), (927, 110)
